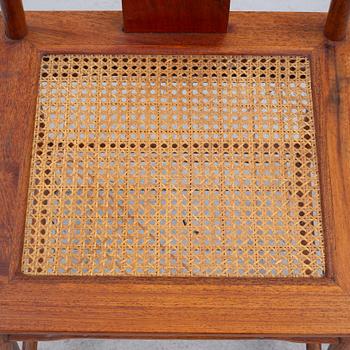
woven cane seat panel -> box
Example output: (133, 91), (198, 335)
(21, 54), (325, 277)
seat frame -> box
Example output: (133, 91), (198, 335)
(1, 2), (350, 350)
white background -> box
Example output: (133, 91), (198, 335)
(23, 0), (330, 12)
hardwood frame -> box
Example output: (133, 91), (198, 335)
(324, 0), (350, 41)
(306, 345), (322, 350)
(0, 337), (20, 350)
(121, 0), (230, 33)
(1, 8), (350, 350)
(330, 339), (350, 350)
(0, 0), (27, 39)
(0, 0), (350, 39)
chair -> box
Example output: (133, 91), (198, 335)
(0, 1), (350, 349)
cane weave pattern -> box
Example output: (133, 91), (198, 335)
(22, 54), (325, 277)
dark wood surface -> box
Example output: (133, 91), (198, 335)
(307, 344), (322, 350)
(0, 11), (350, 339)
(122, 0), (230, 33)
(6, 334), (339, 343)
(329, 339), (350, 350)
(0, 337), (20, 350)
(0, 0), (27, 40)
(21, 342), (37, 350)
(324, 0), (350, 41)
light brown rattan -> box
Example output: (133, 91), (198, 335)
(21, 54), (325, 277)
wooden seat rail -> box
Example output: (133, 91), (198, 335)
(0, 0), (350, 40)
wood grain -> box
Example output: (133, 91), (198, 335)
(0, 0), (27, 40)
(307, 344), (322, 350)
(22, 342), (37, 350)
(122, 0), (230, 33)
(6, 334), (338, 343)
(329, 339), (350, 350)
(324, 0), (350, 41)
(0, 11), (350, 340)
(0, 337), (20, 350)
(23, 11), (329, 51)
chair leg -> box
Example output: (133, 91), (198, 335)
(22, 342), (38, 350)
(0, 336), (20, 350)
(329, 339), (350, 350)
(307, 344), (322, 350)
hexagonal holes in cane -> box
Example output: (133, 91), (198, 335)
(21, 54), (325, 277)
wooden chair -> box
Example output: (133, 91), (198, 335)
(1, 1), (350, 349)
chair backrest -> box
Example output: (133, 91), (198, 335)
(0, 0), (349, 41)
(122, 0), (230, 33)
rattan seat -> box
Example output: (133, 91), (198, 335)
(22, 54), (325, 278)
(2, 2), (350, 349)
